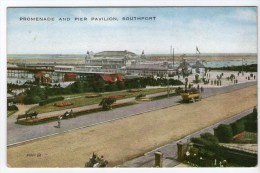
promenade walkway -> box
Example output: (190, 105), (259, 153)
(7, 81), (257, 146)
(119, 108), (254, 167)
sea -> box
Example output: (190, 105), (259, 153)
(196, 60), (257, 68)
(7, 54), (257, 68)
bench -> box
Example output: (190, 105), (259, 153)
(16, 112), (38, 121)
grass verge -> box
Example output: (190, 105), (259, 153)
(30, 88), (168, 114)
(16, 102), (136, 126)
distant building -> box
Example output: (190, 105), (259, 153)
(100, 74), (124, 84)
(64, 73), (77, 82)
(191, 60), (206, 74)
(126, 64), (175, 77)
(85, 50), (140, 69)
(34, 72), (52, 84)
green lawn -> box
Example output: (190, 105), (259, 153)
(17, 102), (137, 126)
(30, 88), (170, 114)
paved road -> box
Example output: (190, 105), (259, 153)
(119, 108), (255, 167)
(7, 81), (257, 146)
(7, 93), (181, 145)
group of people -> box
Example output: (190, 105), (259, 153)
(197, 84), (204, 93)
(57, 109), (75, 128)
(85, 153), (108, 167)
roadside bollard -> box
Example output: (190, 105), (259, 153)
(154, 151), (163, 167)
(177, 141), (188, 161)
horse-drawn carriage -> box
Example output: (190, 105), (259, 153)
(181, 92), (201, 103)
(180, 88), (201, 103)
(61, 110), (74, 119)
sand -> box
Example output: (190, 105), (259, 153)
(7, 85), (257, 167)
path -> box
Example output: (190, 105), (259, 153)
(7, 81), (256, 146)
(119, 108), (255, 167)
(7, 83), (257, 167)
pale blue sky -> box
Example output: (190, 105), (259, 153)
(7, 7), (257, 54)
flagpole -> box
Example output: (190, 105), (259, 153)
(172, 48), (174, 69)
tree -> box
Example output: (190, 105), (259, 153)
(24, 95), (42, 104)
(93, 79), (105, 92)
(99, 98), (116, 111)
(231, 120), (245, 135)
(244, 108), (257, 132)
(214, 124), (233, 143)
(116, 81), (125, 90)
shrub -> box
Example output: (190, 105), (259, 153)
(214, 124), (233, 143)
(200, 132), (219, 144)
(24, 95), (42, 104)
(7, 105), (18, 111)
(135, 94), (146, 99)
(191, 136), (219, 150)
(116, 81), (125, 90)
(245, 121), (257, 133)
(242, 108), (257, 133)
(14, 93), (26, 104)
(99, 98), (116, 111)
(231, 120), (245, 135)
(105, 84), (118, 92)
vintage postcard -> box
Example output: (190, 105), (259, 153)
(3, 2), (259, 171)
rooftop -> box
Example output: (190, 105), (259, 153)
(94, 50), (137, 58)
(192, 61), (205, 68)
(127, 64), (168, 70)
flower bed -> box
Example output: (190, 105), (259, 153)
(232, 131), (246, 139)
(136, 97), (151, 101)
(22, 115), (58, 123)
(108, 95), (127, 99)
(16, 102), (136, 125)
(137, 97), (151, 101)
(128, 89), (142, 92)
(85, 94), (102, 98)
(54, 101), (73, 107)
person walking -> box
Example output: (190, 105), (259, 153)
(200, 86), (204, 93)
(57, 115), (62, 128)
(70, 109), (75, 118)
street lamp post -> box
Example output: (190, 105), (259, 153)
(242, 58), (245, 76)
(167, 75), (169, 98)
(165, 73), (170, 98)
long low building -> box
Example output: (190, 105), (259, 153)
(7, 64), (123, 84)
(126, 63), (176, 77)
